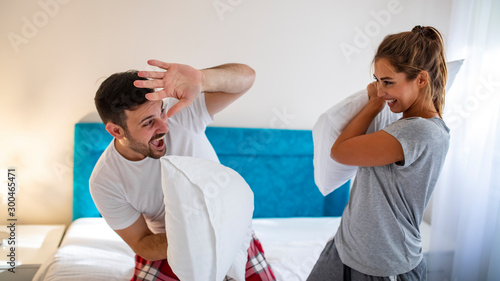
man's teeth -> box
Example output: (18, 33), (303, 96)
(151, 137), (164, 147)
(388, 99), (397, 103)
(152, 136), (164, 142)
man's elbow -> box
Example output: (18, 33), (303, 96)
(132, 235), (167, 261)
(134, 248), (163, 262)
(245, 65), (256, 89)
(249, 65), (256, 78)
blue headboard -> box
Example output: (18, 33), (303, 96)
(73, 123), (350, 220)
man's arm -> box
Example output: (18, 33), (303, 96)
(201, 63), (255, 116)
(133, 60), (255, 117)
(114, 215), (168, 261)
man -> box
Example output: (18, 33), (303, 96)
(90, 59), (275, 280)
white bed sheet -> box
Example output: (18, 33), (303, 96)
(252, 217), (340, 281)
(34, 217), (431, 281)
(33, 218), (135, 281)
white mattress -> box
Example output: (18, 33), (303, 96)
(34, 217), (431, 281)
(33, 218), (135, 281)
(252, 217), (340, 281)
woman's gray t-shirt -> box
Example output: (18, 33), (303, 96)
(334, 117), (450, 276)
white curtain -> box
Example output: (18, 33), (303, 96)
(429, 0), (500, 280)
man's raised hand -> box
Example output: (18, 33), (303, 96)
(134, 60), (204, 118)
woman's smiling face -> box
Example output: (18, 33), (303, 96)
(373, 58), (423, 117)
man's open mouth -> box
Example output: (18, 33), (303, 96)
(150, 135), (165, 150)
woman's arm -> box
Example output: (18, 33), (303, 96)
(330, 82), (404, 167)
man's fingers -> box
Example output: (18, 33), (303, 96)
(145, 90), (168, 101)
(134, 79), (164, 89)
(166, 100), (190, 118)
(148, 60), (171, 70)
(138, 71), (165, 79)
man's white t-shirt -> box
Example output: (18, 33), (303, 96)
(89, 94), (219, 234)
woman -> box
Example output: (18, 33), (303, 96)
(308, 26), (450, 280)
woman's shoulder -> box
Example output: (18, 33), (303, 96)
(384, 117), (450, 143)
(390, 117), (449, 132)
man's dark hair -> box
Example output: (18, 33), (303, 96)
(94, 70), (153, 129)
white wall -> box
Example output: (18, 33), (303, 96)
(0, 0), (451, 225)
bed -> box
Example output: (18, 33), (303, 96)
(34, 123), (430, 281)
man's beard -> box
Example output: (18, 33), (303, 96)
(124, 130), (166, 159)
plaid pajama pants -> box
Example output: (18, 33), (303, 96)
(131, 233), (276, 281)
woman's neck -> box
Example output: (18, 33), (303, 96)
(403, 97), (440, 119)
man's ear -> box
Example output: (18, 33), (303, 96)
(105, 122), (126, 139)
(417, 71), (430, 89)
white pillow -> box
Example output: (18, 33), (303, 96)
(445, 59), (464, 93)
(313, 60), (464, 196)
(312, 90), (401, 196)
(160, 156), (254, 281)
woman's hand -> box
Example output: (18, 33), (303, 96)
(330, 82), (404, 167)
(367, 81), (386, 113)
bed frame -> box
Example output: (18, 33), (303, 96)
(73, 123), (350, 220)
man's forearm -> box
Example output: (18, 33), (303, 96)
(136, 233), (168, 261)
(201, 64), (255, 94)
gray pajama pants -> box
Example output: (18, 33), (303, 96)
(307, 239), (427, 281)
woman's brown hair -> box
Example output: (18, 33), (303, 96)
(374, 26), (447, 117)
